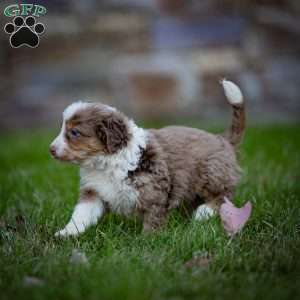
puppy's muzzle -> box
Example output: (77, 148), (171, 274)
(49, 145), (57, 158)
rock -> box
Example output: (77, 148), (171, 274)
(184, 251), (211, 270)
(23, 276), (45, 287)
(69, 249), (89, 266)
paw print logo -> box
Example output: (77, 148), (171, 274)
(4, 16), (45, 48)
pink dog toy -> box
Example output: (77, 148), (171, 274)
(220, 197), (252, 236)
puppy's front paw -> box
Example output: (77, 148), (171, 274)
(55, 228), (71, 237)
(54, 225), (80, 237)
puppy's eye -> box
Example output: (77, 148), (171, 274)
(70, 128), (80, 138)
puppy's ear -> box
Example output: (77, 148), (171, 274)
(96, 115), (130, 154)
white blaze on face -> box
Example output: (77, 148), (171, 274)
(50, 101), (118, 160)
(63, 101), (90, 120)
(50, 120), (68, 157)
(50, 101), (93, 159)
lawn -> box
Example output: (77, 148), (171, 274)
(0, 124), (299, 300)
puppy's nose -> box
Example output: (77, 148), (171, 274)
(49, 145), (57, 156)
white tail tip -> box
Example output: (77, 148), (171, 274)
(221, 79), (243, 105)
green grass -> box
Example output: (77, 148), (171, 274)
(0, 124), (300, 300)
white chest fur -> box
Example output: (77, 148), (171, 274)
(80, 167), (138, 215)
(79, 121), (146, 216)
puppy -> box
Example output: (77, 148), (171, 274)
(50, 80), (245, 236)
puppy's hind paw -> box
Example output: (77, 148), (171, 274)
(194, 204), (215, 221)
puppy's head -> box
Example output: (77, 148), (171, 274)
(49, 102), (131, 164)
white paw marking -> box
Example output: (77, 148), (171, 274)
(194, 204), (215, 221)
(55, 224), (81, 237)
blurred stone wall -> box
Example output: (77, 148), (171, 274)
(0, 0), (299, 130)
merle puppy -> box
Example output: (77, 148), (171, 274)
(50, 80), (245, 236)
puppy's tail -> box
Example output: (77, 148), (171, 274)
(221, 79), (246, 146)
